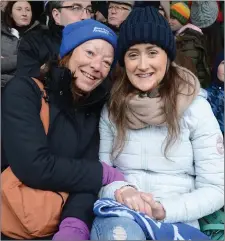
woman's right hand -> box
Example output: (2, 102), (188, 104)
(115, 186), (153, 218)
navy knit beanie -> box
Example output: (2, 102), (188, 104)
(118, 6), (176, 66)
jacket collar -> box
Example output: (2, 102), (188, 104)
(46, 65), (110, 111)
(1, 20), (40, 37)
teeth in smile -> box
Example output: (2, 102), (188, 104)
(82, 71), (95, 80)
(137, 73), (152, 78)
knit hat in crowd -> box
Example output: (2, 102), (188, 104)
(170, 2), (190, 25)
(96, 1), (108, 19)
(117, 6), (176, 66)
(43, 1), (48, 9)
(190, 1), (219, 28)
(60, 19), (117, 58)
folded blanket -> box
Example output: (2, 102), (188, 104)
(94, 198), (210, 240)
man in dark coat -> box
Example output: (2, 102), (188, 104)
(16, 1), (93, 78)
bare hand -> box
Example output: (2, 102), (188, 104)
(141, 193), (166, 220)
(115, 186), (153, 217)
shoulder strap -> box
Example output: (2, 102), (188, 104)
(32, 77), (49, 135)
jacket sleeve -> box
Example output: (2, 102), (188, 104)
(16, 35), (42, 77)
(1, 74), (14, 87)
(160, 95), (224, 223)
(2, 77), (103, 195)
(98, 106), (137, 199)
(1, 55), (17, 73)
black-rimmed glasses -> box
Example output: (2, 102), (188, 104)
(108, 5), (131, 13)
(58, 5), (94, 15)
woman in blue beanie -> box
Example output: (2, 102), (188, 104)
(91, 6), (224, 240)
(2, 19), (124, 240)
(207, 51), (224, 135)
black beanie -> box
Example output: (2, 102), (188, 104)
(117, 6), (176, 66)
(94, 1), (108, 19)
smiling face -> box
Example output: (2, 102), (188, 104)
(11, 1), (32, 27)
(68, 39), (114, 93)
(124, 43), (168, 92)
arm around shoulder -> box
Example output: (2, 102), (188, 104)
(2, 77), (103, 194)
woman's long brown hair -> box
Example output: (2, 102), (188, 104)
(109, 62), (195, 159)
(40, 51), (89, 102)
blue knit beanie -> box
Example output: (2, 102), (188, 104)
(60, 19), (118, 59)
(118, 6), (176, 66)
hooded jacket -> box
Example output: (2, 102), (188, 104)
(2, 65), (110, 226)
(175, 23), (211, 88)
(16, 22), (63, 78)
(1, 21), (40, 87)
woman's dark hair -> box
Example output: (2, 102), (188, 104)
(3, 1), (33, 30)
(40, 52), (91, 103)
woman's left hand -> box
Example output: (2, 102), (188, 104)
(140, 193), (166, 220)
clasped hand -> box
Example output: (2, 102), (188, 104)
(115, 186), (165, 220)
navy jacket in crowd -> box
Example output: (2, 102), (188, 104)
(207, 51), (224, 134)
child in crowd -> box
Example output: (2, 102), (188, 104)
(207, 51), (224, 135)
(169, 2), (211, 88)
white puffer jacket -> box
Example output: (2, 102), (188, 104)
(99, 89), (224, 228)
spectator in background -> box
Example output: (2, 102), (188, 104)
(16, 1), (93, 78)
(94, 1), (108, 23)
(1, 1), (39, 88)
(207, 51), (224, 135)
(170, 2), (211, 88)
(134, 1), (170, 20)
(190, 1), (223, 69)
(107, 1), (134, 34)
(219, 1), (224, 45)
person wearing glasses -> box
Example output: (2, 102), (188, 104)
(107, 1), (134, 34)
(16, 1), (94, 78)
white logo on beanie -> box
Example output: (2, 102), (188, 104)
(93, 27), (110, 35)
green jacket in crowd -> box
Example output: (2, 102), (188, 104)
(175, 24), (211, 88)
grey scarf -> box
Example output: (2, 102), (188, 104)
(125, 64), (201, 129)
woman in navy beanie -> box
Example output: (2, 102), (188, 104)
(2, 19), (125, 240)
(91, 6), (224, 240)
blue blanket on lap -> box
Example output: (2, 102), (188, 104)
(93, 198), (210, 240)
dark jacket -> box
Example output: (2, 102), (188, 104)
(1, 21), (39, 87)
(176, 24), (211, 88)
(207, 51), (224, 134)
(16, 23), (63, 78)
(2, 65), (109, 227)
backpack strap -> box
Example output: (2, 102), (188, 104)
(32, 77), (49, 135)
(201, 224), (224, 232)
